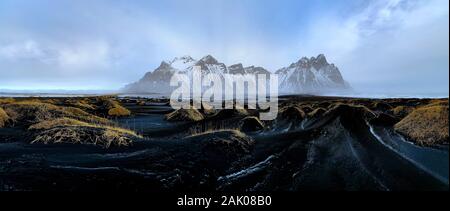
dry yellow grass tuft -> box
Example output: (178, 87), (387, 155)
(165, 108), (204, 122)
(3, 101), (61, 123)
(0, 98), (15, 104)
(108, 106), (131, 117)
(102, 129), (134, 147)
(0, 107), (9, 127)
(100, 98), (120, 109)
(62, 107), (110, 124)
(67, 100), (96, 111)
(427, 99), (449, 107)
(98, 98), (132, 117)
(29, 117), (138, 136)
(391, 106), (414, 118)
(395, 104), (449, 146)
(2, 101), (110, 125)
(29, 117), (141, 148)
(29, 117), (91, 130)
(1, 97), (139, 148)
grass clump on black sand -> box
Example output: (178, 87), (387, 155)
(1, 98), (138, 148)
(0, 98), (15, 105)
(0, 107), (9, 128)
(65, 99), (97, 111)
(2, 101), (110, 125)
(108, 106), (131, 117)
(165, 108), (204, 122)
(29, 117), (141, 148)
(391, 106), (414, 118)
(29, 117), (93, 130)
(98, 97), (131, 117)
(395, 102), (449, 146)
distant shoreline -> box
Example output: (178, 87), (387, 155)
(0, 92), (448, 100)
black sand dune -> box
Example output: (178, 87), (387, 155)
(0, 96), (448, 191)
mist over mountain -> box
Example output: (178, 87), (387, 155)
(123, 54), (351, 95)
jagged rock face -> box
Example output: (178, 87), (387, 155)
(200, 55), (218, 64)
(191, 55), (228, 74)
(276, 54), (350, 94)
(228, 63), (245, 74)
(245, 66), (271, 75)
(123, 54), (350, 94)
(168, 56), (196, 70)
(228, 64), (270, 75)
(123, 61), (177, 93)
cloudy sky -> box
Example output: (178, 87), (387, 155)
(0, 0), (448, 95)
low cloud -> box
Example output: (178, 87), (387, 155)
(0, 40), (46, 61)
(298, 0), (449, 95)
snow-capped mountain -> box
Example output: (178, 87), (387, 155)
(168, 56), (196, 70)
(122, 54), (350, 94)
(276, 54), (350, 94)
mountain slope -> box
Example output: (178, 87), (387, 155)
(122, 54), (351, 94)
(276, 54), (350, 94)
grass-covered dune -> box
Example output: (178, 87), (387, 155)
(29, 117), (139, 148)
(395, 100), (449, 146)
(273, 97), (449, 147)
(0, 95), (448, 191)
(0, 95), (448, 148)
(0, 96), (138, 148)
(165, 108), (204, 122)
(0, 107), (9, 128)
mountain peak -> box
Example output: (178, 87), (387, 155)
(200, 55), (218, 64)
(228, 63), (245, 74)
(298, 57), (309, 63)
(229, 63), (244, 69)
(167, 55), (196, 70)
(158, 61), (171, 69)
(171, 55), (195, 63)
(124, 54), (351, 94)
(316, 54), (327, 63)
(310, 54), (328, 68)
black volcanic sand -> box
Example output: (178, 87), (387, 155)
(0, 95), (448, 191)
